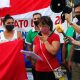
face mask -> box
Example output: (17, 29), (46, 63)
(5, 25), (14, 31)
(34, 21), (39, 26)
(41, 27), (49, 34)
(76, 15), (80, 21)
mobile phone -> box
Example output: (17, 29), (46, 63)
(38, 32), (42, 36)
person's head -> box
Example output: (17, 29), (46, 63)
(3, 14), (14, 31)
(38, 16), (53, 34)
(33, 13), (42, 26)
(74, 3), (80, 21)
(74, 2), (80, 14)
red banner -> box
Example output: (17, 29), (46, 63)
(0, 0), (51, 17)
(0, 39), (27, 80)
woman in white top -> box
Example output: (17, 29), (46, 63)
(0, 15), (28, 80)
(0, 14), (22, 43)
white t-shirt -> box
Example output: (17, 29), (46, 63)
(0, 30), (17, 43)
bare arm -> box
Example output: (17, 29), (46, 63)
(68, 44), (75, 70)
(39, 35), (60, 55)
(69, 22), (80, 34)
(62, 43), (67, 64)
(69, 45), (74, 61)
(44, 40), (60, 55)
(65, 13), (80, 34)
(17, 31), (22, 39)
(69, 37), (80, 46)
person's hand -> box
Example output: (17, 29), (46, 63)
(26, 56), (32, 61)
(66, 37), (77, 45)
(65, 13), (71, 24)
(69, 37), (76, 44)
(31, 59), (36, 66)
(26, 56), (36, 66)
(64, 36), (75, 44)
(39, 35), (48, 43)
(64, 37), (70, 44)
(62, 59), (67, 67)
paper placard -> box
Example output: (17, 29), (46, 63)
(21, 50), (42, 60)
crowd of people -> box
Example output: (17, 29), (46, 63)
(0, 2), (80, 80)
(62, 3), (80, 80)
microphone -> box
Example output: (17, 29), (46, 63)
(55, 24), (67, 37)
(61, 32), (67, 37)
(55, 24), (72, 44)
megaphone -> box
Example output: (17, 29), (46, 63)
(50, 0), (66, 13)
(61, 6), (72, 23)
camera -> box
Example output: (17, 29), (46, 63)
(61, 6), (72, 23)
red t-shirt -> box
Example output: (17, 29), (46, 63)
(33, 33), (60, 72)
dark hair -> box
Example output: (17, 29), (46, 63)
(33, 13), (42, 17)
(39, 16), (53, 31)
(74, 2), (80, 8)
(3, 14), (14, 25)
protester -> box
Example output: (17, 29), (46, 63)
(62, 14), (75, 80)
(62, 27), (74, 80)
(0, 14), (27, 80)
(63, 2), (80, 80)
(0, 14), (22, 43)
(25, 13), (42, 50)
(33, 16), (63, 80)
(65, 3), (80, 34)
(25, 13), (42, 80)
(67, 35), (80, 80)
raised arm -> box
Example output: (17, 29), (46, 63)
(65, 13), (80, 34)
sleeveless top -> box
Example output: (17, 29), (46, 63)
(0, 30), (17, 43)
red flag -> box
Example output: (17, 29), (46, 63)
(0, 39), (27, 80)
(0, 0), (51, 17)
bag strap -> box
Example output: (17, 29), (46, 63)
(39, 40), (54, 72)
(39, 40), (64, 79)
